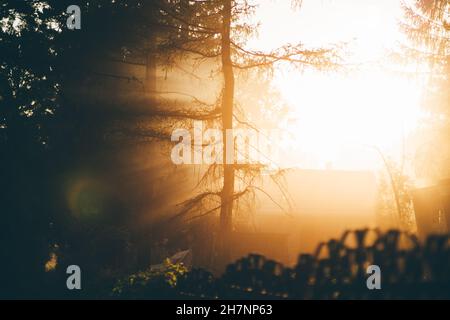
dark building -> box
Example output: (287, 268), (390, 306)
(412, 179), (450, 240)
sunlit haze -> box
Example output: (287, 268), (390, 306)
(247, 0), (424, 172)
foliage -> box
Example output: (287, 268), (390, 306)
(376, 160), (416, 233)
(0, 0), (166, 297)
(400, 0), (450, 180)
(111, 259), (188, 299)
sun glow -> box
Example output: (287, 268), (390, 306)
(275, 70), (423, 169)
(249, 0), (424, 171)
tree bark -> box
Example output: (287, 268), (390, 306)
(219, 0), (235, 265)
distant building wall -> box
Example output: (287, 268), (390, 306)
(230, 232), (289, 263)
(235, 169), (378, 264)
(412, 179), (450, 240)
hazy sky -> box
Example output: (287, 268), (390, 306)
(249, 0), (403, 55)
(245, 0), (422, 173)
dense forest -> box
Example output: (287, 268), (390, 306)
(0, 0), (449, 299)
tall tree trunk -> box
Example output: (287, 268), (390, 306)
(219, 0), (235, 266)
